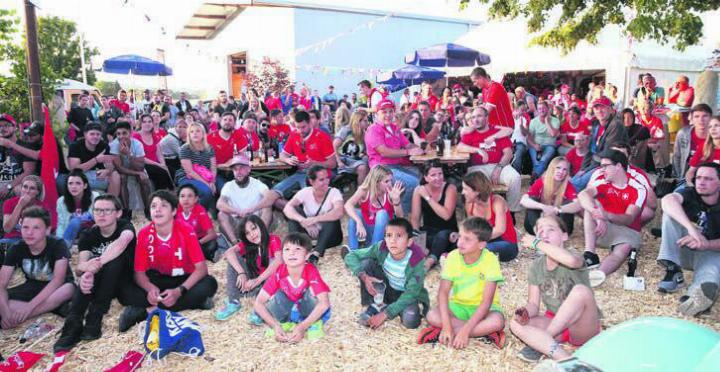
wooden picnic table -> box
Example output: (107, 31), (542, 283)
(249, 159), (292, 186)
(409, 147), (470, 164)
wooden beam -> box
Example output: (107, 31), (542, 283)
(176, 35), (210, 40)
(185, 25), (216, 30)
(192, 14), (226, 19)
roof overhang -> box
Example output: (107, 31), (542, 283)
(177, 0), (481, 40)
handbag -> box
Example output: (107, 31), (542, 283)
(192, 164), (215, 183)
(143, 309), (204, 360)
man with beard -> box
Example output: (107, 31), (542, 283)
(208, 112), (247, 190)
(0, 114), (37, 201)
(657, 162), (720, 316)
(216, 155), (273, 245)
(214, 90), (237, 115)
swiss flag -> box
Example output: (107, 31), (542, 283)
(40, 106), (59, 229)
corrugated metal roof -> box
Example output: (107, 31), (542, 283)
(176, 0), (480, 40)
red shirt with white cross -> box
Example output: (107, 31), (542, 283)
(590, 178), (647, 231)
(282, 128), (335, 163)
(461, 127), (511, 166)
(208, 130), (246, 165)
(175, 204), (213, 239)
(134, 222), (205, 276)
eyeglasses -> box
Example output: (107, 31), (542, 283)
(93, 208), (117, 215)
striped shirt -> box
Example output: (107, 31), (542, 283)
(383, 250), (411, 291)
(175, 143), (215, 181)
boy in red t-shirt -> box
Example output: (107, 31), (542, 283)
(177, 184), (219, 262)
(118, 190), (218, 332)
(253, 232), (331, 342)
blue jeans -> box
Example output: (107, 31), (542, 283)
(571, 166), (597, 192)
(512, 142), (528, 174)
(347, 209), (390, 250)
(386, 165), (419, 214)
(178, 178), (214, 210)
(272, 171), (309, 200)
(63, 213), (93, 247)
(528, 145), (556, 176)
(486, 239), (518, 262)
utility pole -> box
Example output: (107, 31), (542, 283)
(24, 0), (43, 122)
(79, 32), (87, 84)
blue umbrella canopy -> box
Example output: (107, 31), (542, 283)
(405, 43), (491, 67)
(102, 54), (173, 76)
(377, 65), (446, 87)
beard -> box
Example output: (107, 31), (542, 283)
(235, 175), (250, 187)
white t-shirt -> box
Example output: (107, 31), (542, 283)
(293, 187), (342, 217)
(511, 115), (528, 144)
(220, 177), (268, 211)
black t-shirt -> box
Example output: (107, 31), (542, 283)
(0, 140), (35, 182)
(151, 102), (170, 116)
(3, 237), (73, 282)
(68, 107), (94, 132)
(68, 140), (109, 170)
(78, 219), (136, 268)
(680, 187), (720, 240)
(213, 103), (236, 115)
(626, 124), (650, 147)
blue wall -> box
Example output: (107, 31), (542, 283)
(293, 8), (472, 99)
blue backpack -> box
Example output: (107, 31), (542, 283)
(143, 309), (204, 360)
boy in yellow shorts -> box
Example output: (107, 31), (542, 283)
(418, 217), (506, 349)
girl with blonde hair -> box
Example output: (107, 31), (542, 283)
(520, 156), (581, 234)
(333, 110), (370, 184)
(175, 122), (217, 209)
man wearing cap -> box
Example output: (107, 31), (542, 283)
(571, 95), (628, 191)
(365, 99), (424, 212)
(68, 122), (120, 195)
(470, 67), (514, 128)
(0, 115), (37, 201)
(322, 85), (338, 111)
(216, 155), (274, 244)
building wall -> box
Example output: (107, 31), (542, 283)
(293, 8), (473, 98)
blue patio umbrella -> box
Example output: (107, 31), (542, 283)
(377, 65), (446, 88)
(405, 43), (491, 67)
(102, 54), (173, 76)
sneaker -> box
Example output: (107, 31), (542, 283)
(118, 306), (147, 333)
(265, 322), (295, 338)
(307, 253), (320, 265)
(483, 330), (506, 349)
(201, 297), (214, 310)
(583, 251), (600, 269)
(53, 318), (83, 352)
(658, 269), (684, 294)
(678, 282), (719, 317)
(517, 345), (543, 363)
(340, 245), (351, 260)
(80, 312), (103, 341)
(248, 311), (264, 326)
(589, 269), (606, 288)
(215, 300), (241, 321)
(417, 326), (441, 344)
(306, 320), (325, 340)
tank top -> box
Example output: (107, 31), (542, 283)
(467, 195), (517, 243)
(359, 193), (394, 226)
(133, 132), (160, 162)
(420, 183), (458, 231)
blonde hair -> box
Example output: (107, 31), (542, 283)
(701, 116), (720, 162)
(358, 165), (392, 203)
(541, 157), (570, 207)
(334, 106), (350, 131)
(349, 110), (368, 147)
(23, 175), (45, 201)
(187, 122), (210, 151)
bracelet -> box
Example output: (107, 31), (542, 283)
(531, 238), (541, 250)
(238, 272), (247, 277)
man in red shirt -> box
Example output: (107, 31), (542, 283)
(110, 89), (131, 114)
(236, 113), (261, 153)
(268, 111), (336, 209)
(578, 150), (645, 286)
(457, 107), (521, 213)
(471, 67), (514, 128)
(267, 109), (292, 143)
(265, 91), (282, 112)
(118, 190), (217, 332)
(208, 111), (246, 189)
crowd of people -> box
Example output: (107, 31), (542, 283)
(0, 66), (717, 365)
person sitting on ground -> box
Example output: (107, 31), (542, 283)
(176, 184), (219, 262)
(66, 122), (120, 196)
(557, 106), (590, 156)
(0, 207), (74, 329)
(344, 217), (429, 330)
(253, 232), (331, 342)
(118, 190), (218, 332)
(564, 133), (589, 176)
(410, 161), (459, 271)
(527, 101), (560, 179)
(344, 165), (404, 254)
(457, 106), (519, 208)
(418, 217), (506, 349)
(215, 215), (282, 321)
(334, 110), (370, 185)
(283, 165), (344, 264)
(578, 150), (645, 287)
(510, 215), (601, 363)
(175, 123), (217, 210)
(216, 155), (274, 244)
(619, 108), (651, 169)
(636, 101), (667, 170)
(269, 111), (336, 210)
(462, 172), (518, 262)
(685, 116), (720, 187)
(521, 157), (581, 235)
(56, 170), (99, 247)
(2, 176), (54, 245)
(53, 195), (136, 351)
(109, 121), (152, 211)
(673, 104), (712, 180)
(656, 162), (720, 316)
(365, 99), (424, 213)
(133, 114), (173, 191)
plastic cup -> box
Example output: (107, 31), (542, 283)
(373, 282), (386, 304)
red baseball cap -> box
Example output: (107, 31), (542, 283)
(0, 114), (16, 126)
(452, 83), (463, 91)
(377, 99), (395, 111)
(592, 96), (613, 108)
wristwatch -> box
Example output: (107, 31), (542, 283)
(178, 285), (188, 296)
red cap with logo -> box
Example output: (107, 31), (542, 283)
(592, 96), (613, 108)
(0, 114), (17, 126)
(377, 99), (395, 111)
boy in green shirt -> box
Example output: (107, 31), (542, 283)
(344, 218), (429, 329)
(418, 217), (505, 349)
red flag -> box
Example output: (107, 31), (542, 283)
(40, 106), (59, 230)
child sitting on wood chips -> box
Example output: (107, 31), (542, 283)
(418, 217), (506, 349)
(510, 215), (601, 363)
(253, 232), (331, 342)
(344, 217), (429, 329)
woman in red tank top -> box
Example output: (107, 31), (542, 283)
(462, 171), (518, 262)
(344, 166), (404, 251)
